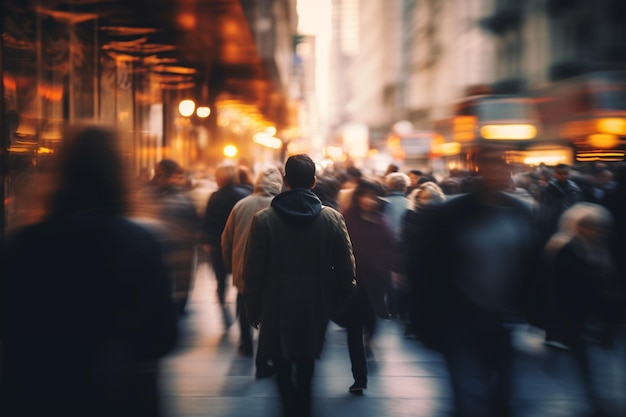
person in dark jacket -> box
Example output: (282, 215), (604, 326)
(243, 154), (356, 417)
(221, 165), (283, 378)
(412, 145), (541, 417)
(202, 163), (251, 329)
(536, 163), (584, 245)
(1, 125), (178, 417)
(540, 203), (623, 416)
(341, 177), (395, 394)
(401, 181), (446, 337)
(140, 159), (201, 315)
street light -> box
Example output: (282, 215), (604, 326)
(224, 144), (238, 158)
(178, 99), (195, 117)
(196, 106), (211, 118)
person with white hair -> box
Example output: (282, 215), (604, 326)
(383, 172), (410, 241)
(540, 202), (623, 416)
(221, 165), (283, 378)
(383, 172), (411, 321)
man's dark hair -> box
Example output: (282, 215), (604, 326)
(157, 159), (181, 179)
(346, 166), (362, 179)
(284, 154), (316, 189)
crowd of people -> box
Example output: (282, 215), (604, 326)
(2, 124), (626, 417)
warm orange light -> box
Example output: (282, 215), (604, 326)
(196, 106), (211, 118)
(386, 134), (401, 150)
(178, 99), (195, 117)
(154, 65), (197, 75)
(480, 124), (537, 140)
(431, 133), (445, 145)
(253, 132), (282, 149)
(224, 145), (238, 158)
(521, 149), (571, 166)
(587, 133), (619, 149)
(432, 142), (461, 156)
(577, 150), (625, 162)
(177, 13), (196, 30)
(325, 146), (343, 159)
(453, 116), (477, 142)
(596, 118), (626, 135)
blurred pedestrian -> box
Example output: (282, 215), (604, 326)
(238, 165), (255, 193)
(382, 172), (410, 319)
(411, 145), (541, 417)
(140, 159), (201, 314)
(540, 203), (623, 416)
(383, 172), (410, 240)
(1, 124), (178, 417)
(604, 163), (626, 311)
(342, 177), (395, 394)
(402, 181), (446, 336)
(337, 165), (362, 212)
(243, 154), (356, 417)
(384, 163), (399, 176)
(536, 163), (584, 245)
(312, 175), (341, 211)
(202, 163), (251, 329)
(406, 169), (423, 195)
(221, 165), (283, 378)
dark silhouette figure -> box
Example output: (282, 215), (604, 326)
(1, 125), (178, 417)
(410, 145), (541, 417)
(202, 163), (251, 329)
(540, 203), (623, 416)
(342, 178), (395, 394)
(221, 165), (283, 378)
(243, 154), (356, 417)
(536, 163), (584, 245)
(140, 159), (201, 314)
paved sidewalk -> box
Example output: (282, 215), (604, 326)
(159, 262), (626, 417)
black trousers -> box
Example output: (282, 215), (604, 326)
(439, 307), (514, 417)
(272, 358), (315, 417)
(208, 246), (227, 305)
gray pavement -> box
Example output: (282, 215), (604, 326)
(160, 262), (626, 417)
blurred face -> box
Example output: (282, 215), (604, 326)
(597, 170), (613, 187)
(357, 190), (380, 213)
(553, 168), (570, 183)
(154, 168), (170, 188)
(415, 189), (431, 208)
(170, 172), (186, 187)
(478, 155), (511, 191)
(408, 173), (420, 186)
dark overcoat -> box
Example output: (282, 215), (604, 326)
(1, 210), (178, 417)
(243, 189), (356, 361)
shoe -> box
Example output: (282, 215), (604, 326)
(349, 382), (366, 395)
(255, 363), (275, 379)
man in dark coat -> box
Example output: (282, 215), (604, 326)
(1, 125), (178, 417)
(243, 154), (356, 417)
(410, 145), (541, 417)
(202, 163), (251, 328)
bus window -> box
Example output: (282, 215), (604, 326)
(474, 98), (535, 121)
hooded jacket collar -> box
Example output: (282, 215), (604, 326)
(271, 188), (323, 226)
